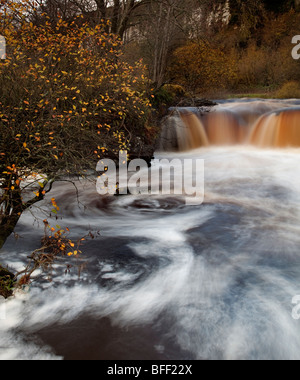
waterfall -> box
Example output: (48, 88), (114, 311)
(249, 107), (300, 148)
(159, 100), (300, 151)
(202, 109), (245, 145)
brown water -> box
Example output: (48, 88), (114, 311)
(250, 108), (300, 148)
(161, 99), (300, 150)
(1, 99), (300, 360)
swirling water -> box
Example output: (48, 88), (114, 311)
(1, 100), (300, 360)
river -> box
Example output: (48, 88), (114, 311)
(1, 99), (300, 360)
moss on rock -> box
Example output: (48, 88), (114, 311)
(0, 265), (15, 299)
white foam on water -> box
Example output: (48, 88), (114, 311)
(2, 101), (300, 359)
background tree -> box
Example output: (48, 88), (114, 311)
(123, 0), (203, 88)
(24, 0), (153, 39)
(168, 40), (237, 95)
(137, 0), (187, 88)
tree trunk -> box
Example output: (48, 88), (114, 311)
(152, 1), (175, 88)
(118, 0), (136, 39)
(0, 186), (23, 250)
(111, 0), (120, 34)
(0, 214), (21, 250)
(0, 178), (51, 251)
(95, 0), (107, 20)
(152, 2), (163, 86)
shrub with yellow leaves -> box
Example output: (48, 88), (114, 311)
(3, 219), (94, 294)
(0, 2), (153, 249)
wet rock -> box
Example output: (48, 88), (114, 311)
(0, 265), (15, 299)
(173, 98), (218, 108)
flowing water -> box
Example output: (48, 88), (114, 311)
(1, 99), (300, 360)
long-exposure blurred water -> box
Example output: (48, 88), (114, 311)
(1, 99), (300, 360)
